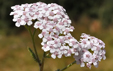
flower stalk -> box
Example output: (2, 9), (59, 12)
(25, 26), (41, 66)
(56, 61), (76, 71)
(40, 52), (46, 71)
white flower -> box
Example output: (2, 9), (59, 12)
(51, 54), (56, 59)
(42, 44), (50, 52)
(34, 21), (42, 29)
(73, 33), (106, 69)
(83, 51), (93, 62)
(10, 2), (106, 69)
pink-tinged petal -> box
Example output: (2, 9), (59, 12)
(51, 54), (56, 59)
(15, 22), (20, 27)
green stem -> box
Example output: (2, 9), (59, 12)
(40, 52), (46, 71)
(57, 61), (76, 71)
(25, 26), (41, 66)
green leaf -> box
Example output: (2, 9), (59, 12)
(28, 47), (38, 62)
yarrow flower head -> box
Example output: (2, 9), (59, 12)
(74, 33), (106, 69)
(10, 2), (106, 69)
(10, 2), (47, 27)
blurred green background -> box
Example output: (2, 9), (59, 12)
(0, 0), (113, 71)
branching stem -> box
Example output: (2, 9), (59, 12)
(25, 26), (41, 66)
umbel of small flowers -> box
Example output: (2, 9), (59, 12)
(10, 2), (106, 71)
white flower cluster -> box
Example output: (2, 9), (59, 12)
(74, 33), (106, 69)
(10, 2), (106, 69)
(10, 2), (47, 27)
